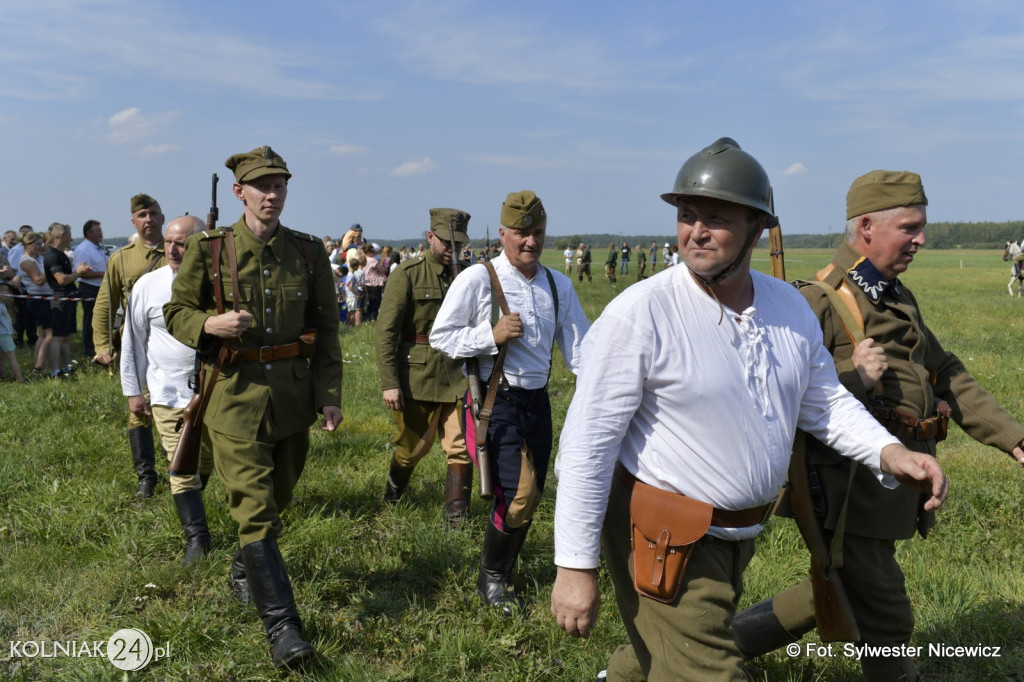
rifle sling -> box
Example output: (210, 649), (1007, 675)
(476, 262), (512, 447)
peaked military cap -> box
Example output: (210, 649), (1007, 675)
(226, 145), (292, 183)
(500, 190), (546, 230)
(430, 208), (470, 244)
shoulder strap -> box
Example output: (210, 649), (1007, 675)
(543, 267), (559, 323)
(477, 261), (512, 445)
(485, 261), (510, 324)
(810, 264), (864, 346)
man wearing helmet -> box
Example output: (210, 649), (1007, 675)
(549, 138), (949, 680)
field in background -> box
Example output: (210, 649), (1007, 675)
(1, 246), (1022, 680)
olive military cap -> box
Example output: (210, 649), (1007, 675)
(130, 193), (158, 214)
(500, 190), (546, 230)
(429, 208), (470, 245)
(225, 145), (292, 183)
(846, 170), (927, 220)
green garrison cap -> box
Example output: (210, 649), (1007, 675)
(846, 170), (927, 220)
(430, 208), (470, 244)
(500, 190), (546, 230)
(225, 145), (292, 183)
(130, 193), (158, 214)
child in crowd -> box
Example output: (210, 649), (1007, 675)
(346, 257), (365, 327)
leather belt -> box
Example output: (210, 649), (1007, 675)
(228, 341), (303, 363)
(870, 401), (950, 443)
(617, 464), (772, 528)
(403, 333), (431, 345)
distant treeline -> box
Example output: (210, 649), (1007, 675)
(759, 220), (1024, 250)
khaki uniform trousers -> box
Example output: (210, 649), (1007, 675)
(210, 426), (308, 548)
(392, 398), (469, 468)
(602, 472), (754, 682)
(151, 404), (214, 495)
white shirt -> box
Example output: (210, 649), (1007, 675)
(17, 252), (50, 296)
(120, 265), (196, 408)
(553, 266), (900, 569)
(73, 239), (107, 280)
(429, 252), (590, 389)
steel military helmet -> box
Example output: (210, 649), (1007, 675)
(660, 137), (776, 224)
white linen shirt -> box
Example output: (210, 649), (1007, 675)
(553, 266), (900, 569)
(429, 252), (590, 388)
(120, 265), (196, 408)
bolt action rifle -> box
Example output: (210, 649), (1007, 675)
(448, 224), (493, 499)
(768, 221), (860, 643)
(169, 173), (227, 477)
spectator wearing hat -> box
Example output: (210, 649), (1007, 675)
(341, 223), (364, 261)
(731, 170), (1024, 680)
(430, 190), (590, 616)
(376, 208), (474, 527)
(93, 194), (167, 497)
(165, 145), (343, 670)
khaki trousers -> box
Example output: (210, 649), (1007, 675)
(392, 397), (469, 468)
(151, 404), (214, 495)
(603, 473), (754, 682)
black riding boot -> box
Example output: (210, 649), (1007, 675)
(128, 427), (157, 498)
(242, 538), (314, 669)
(383, 456), (414, 503)
(731, 597), (814, 659)
(172, 490), (211, 566)
(476, 521), (527, 617)
(230, 546), (251, 604)
(443, 463), (473, 529)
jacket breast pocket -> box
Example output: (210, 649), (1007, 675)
(222, 282), (252, 306)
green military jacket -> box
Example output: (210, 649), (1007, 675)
(800, 240), (1024, 539)
(164, 216), (343, 441)
(374, 249), (463, 403)
(92, 240), (166, 356)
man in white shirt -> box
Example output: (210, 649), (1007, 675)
(430, 190), (590, 616)
(121, 215), (212, 565)
(548, 138), (948, 681)
(73, 220), (108, 358)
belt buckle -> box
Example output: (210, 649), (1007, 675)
(258, 346), (272, 362)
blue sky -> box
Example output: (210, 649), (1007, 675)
(2, 0), (1022, 242)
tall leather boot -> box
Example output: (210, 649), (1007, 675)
(242, 538), (315, 669)
(383, 456), (414, 503)
(443, 463), (473, 529)
(172, 490), (211, 566)
(731, 597), (815, 659)
(476, 521), (527, 617)
(230, 546), (251, 604)
(860, 653), (919, 681)
(128, 427), (157, 498)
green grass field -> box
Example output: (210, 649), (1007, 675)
(1, 245), (1022, 680)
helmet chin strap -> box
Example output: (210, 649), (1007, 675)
(687, 221), (763, 323)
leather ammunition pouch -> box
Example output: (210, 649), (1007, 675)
(870, 399), (951, 443)
(624, 467), (771, 604)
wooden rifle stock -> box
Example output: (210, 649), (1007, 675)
(769, 222), (860, 642)
(447, 223), (493, 499)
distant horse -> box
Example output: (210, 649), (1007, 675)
(1003, 240), (1024, 296)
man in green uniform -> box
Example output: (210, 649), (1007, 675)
(375, 208), (473, 528)
(93, 194), (167, 497)
(164, 146), (343, 670)
(732, 170), (1024, 680)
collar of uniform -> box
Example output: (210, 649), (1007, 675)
(230, 216), (287, 262)
(832, 240), (901, 303)
(423, 248), (448, 278)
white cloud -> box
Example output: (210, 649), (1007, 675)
(329, 143), (369, 156)
(783, 162), (808, 176)
(106, 108), (181, 144)
(139, 144), (180, 157)
(391, 158), (436, 177)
